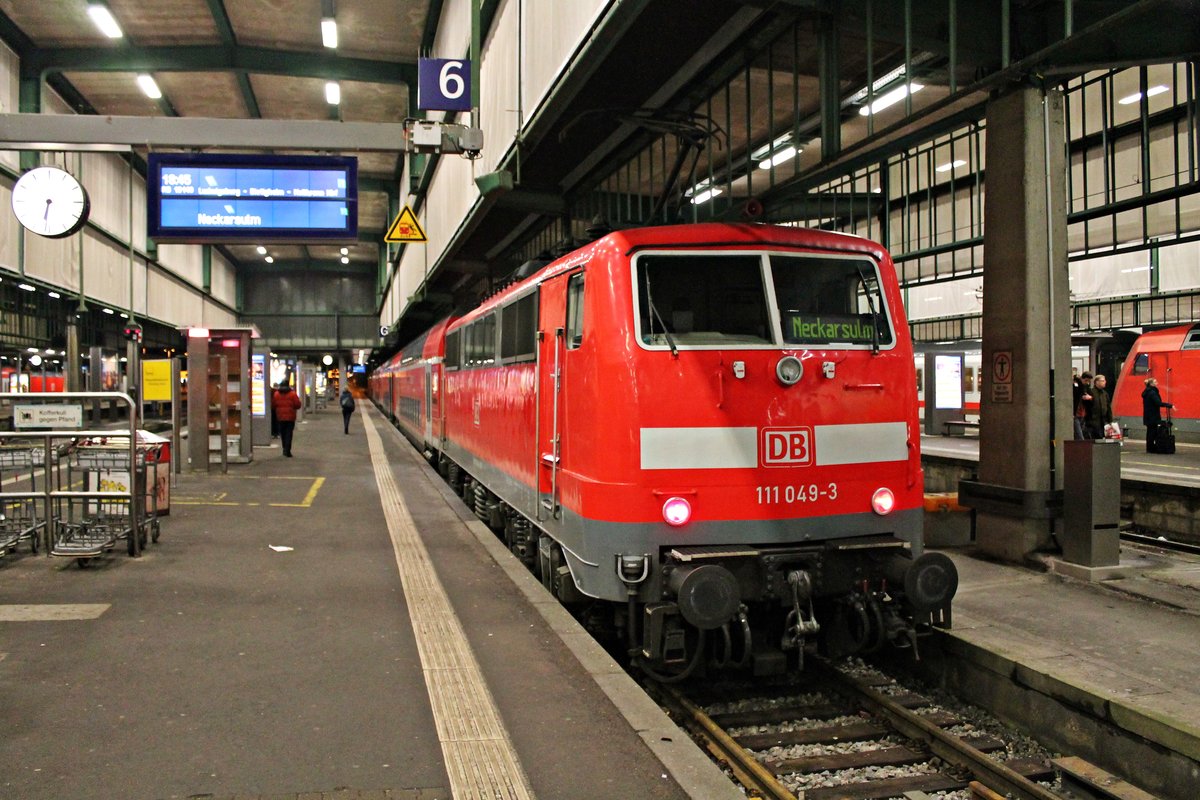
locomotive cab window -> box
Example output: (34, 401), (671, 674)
(771, 255), (893, 348)
(566, 272), (585, 349)
(635, 254), (771, 347)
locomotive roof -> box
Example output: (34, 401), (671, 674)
(1132, 322), (1200, 352)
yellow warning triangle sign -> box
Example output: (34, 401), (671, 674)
(385, 205), (427, 243)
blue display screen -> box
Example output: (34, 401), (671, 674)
(147, 153), (357, 242)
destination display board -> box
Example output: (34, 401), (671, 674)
(147, 153), (357, 242)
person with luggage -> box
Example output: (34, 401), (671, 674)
(1142, 377), (1175, 453)
(340, 386), (356, 434)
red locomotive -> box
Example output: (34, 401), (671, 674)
(371, 222), (957, 677)
(1112, 322), (1196, 439)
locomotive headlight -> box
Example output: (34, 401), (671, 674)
(776, 355), (803, 386)
(662, 496), (692, 526)
(871, 487), (896, 515)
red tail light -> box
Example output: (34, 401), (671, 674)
(871, 487), (896, 515)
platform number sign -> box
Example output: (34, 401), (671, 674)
(418, 58), (472, 112)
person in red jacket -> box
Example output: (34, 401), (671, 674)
(271, 381), (302, 457)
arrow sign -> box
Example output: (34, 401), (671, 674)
(385, 206), (427, 243)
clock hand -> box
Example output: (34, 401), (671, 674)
(44, 198), (52, 220)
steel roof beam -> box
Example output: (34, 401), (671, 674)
(0, 113), (407, 151)
(204, 0), (261, 118)
(21, 45), (416, 86)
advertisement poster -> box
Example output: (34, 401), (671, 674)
(142, 360), (173, 402)
(934, 354), (964, 410)
(251, 354), (266, 417)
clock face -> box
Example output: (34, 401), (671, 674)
(10, 166), (91, 239)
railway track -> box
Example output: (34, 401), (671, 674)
(646, 659), (1065, 800)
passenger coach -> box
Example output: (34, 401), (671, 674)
(372, 222), (956, 677)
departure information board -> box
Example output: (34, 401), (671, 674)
(147, 153), (357, 242)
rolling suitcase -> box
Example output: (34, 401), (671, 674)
(1149, 413), (1176, 454)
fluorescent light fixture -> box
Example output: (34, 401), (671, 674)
(924, 296), (943, 301)
(757, 145), (799, 170)
(936, 159), (967, 173)
(119, 312), (129, 318)
(325, 81), (341, 105)
(690, 187), (722, 204)
(1120, 266), (1152, 273)
(18, 283), (35, 292)
(321, 17), (338, 48)
(188, 328), (210, 338)
(48, 291), (61, 299)
(256, 245), (267, 255)
(26, 347), (38, 353)
(102, 308), (114, 315)
(859, 83), (923, 116)
(1118, 85), (1169, 105)
(265, 256), (275, 264)
(137, 74), (162, 99)
(340, 256), (349, 264)
(87, 3), (123, 38)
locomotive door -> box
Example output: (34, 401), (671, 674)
(536, 269), (584, 520)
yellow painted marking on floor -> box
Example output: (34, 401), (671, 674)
(362, 409), (534, 800)
(0, 604), (110, 622)
(269, 477), (325, 508)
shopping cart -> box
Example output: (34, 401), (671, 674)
(0, 445), (45, 557)
(51, 441), (159, 564)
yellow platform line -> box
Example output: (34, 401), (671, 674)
(362, 409), (535, 800)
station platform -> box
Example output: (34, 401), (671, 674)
(0, 405), (739, 800)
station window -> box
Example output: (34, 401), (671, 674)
(500, 292), (538, 363)
(566, 272), (585, 349)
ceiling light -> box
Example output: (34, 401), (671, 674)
(859, 83), (924, 116)
(18, 283), (35, 292)
(1118, 85), (1169, 105)
(48, 291), (61, 299)
(265, 256), (275, 264)
(325, 81), (341, 105)
(137, 74), (162, 99)
(256, 245), (267, 255)
(340, 256), (349, 264)
(102, 308), (114, 315)
(757, 145), (799, 170)
(935, 159), (967, 173)
(339, 247), (348, 255)
(87, 3), (123, 38)
(321, 17), (338, 48)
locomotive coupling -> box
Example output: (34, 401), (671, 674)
(885, 552), (959, 612)
(667, 564), (741, 630)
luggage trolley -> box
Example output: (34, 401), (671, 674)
(51, 440), (159, 564)
(0, 444), (46, 557)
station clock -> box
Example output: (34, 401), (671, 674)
(10, 166), (91, 239)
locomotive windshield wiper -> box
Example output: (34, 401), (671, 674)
(854, 263), (882, 355)
(645, 273), (679, 358)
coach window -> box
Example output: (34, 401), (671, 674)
(445, 330), (461, 370)
(566, 273), (585, 349)
(501, 292), (537, 363)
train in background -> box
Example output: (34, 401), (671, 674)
(371, 222), (957, 679)
(1112, 323), (1200, 441)
(914, 338), (1129, 425)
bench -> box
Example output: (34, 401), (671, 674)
(943, 420), (980, 436)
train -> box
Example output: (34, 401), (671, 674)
(370, 222), (958, 678)
(1112, 322), (1198, 440)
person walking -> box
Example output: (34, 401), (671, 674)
(1141, 377), (1174, 453)
(272, 380), (302, 457)
(340, 386), (356, 434)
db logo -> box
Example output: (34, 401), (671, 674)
(761, 427), (813, 467)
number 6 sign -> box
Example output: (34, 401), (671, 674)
(418, 58), (472, 112)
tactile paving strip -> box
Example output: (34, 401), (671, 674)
(363, 411), (535, 800)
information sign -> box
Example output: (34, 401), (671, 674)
(147, 153), (358, 242)
(15, 404), (83, 430)
(933, 354), (964, 410)
(142, 359), (173, 402)
(418, 58), (472, 111)
(991, 350), (1014, 403)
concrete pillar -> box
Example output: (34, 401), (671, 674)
(974, 86), (1072, 561)
(65, 316), (82, 393)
